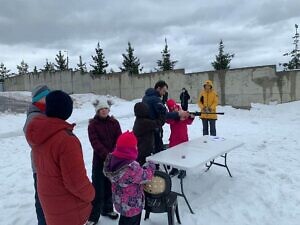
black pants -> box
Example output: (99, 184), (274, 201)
(33, 173), (47, 225)
(89, 162), (114, 223)
(181, 103), (188, 111)
(119, 213), (141, 225)
(154, 128), (164, 153)
(202, 119), (216, 136)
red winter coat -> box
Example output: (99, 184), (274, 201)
(88, 115), (122, 166)
(25, 115), (95, 225)
(166, 117), (194, 148)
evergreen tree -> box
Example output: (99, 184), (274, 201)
(281, 24), (300, 70)
(55, 50), (68, 71)
(120, 42), (142, 74)
(77, 55), (87, 73)
(17, 60), (29, 75)
(0, 63), (10, 80)
(42, 59), (55, 72)
(211, 40), (234, 70)
(33, 66), (38, 74)
(90, 42), (108, 74)
(156, 38), (177, 71)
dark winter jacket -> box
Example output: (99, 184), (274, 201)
(88, 115), (122, 167)
(142, 88), (179, 121)
(23, 103), (45, 173)
(180, 90), (190, 110)
(25, 115), (95, 225)
(133, 102), (164, 165)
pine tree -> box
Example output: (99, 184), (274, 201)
(42, 59), (55, 72)
(90, 42), (108, 75)
(0, 63), (10, 80)
(211, 40), (234, 70)
(156, 38), (177, 71)
(55, 50), (68, 71)
(120, 42), (142, 74)
(33, 66), (38, 74)
(17, 60), (29, 75)
(77, 55), (87, 73)
(281, 24), (300, 70)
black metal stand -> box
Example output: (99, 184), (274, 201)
(160, 152), (232, 214)
(205, 153), (232, 177)
(176, 170), (195, 214)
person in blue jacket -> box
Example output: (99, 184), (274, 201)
(142, 80), (189, 153)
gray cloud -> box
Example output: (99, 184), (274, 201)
(0, 0), (299, 73)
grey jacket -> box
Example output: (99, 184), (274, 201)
(23, 104), (44, 173)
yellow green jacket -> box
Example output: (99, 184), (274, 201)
(197, 80), (219, 120)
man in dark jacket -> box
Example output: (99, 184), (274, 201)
(180, 88), (190, 111)
(23, 84), (50, 225)
(87, 99), (122, 224)
(133, 102), (164, 165)
(142, 80), (189, 153)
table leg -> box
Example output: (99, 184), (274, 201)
(205, 153), (232, 177)
(176, 171), (195, 214)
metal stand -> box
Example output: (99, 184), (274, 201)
(205, 153), (232, 177)
(160, 152), (232, 214)
(176, 170), (195, 214)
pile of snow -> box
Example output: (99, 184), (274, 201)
(0, 92), (300, 225)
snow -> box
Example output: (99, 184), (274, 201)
(0, 92), (300, 225)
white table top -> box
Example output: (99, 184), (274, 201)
(146, 136), (244, 170)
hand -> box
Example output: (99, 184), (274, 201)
(204, 107), (209, 113)
(190, 114), (195, 119)
(179, 110), (189, 120)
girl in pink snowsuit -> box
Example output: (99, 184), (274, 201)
(166, 99), (194, 176)
(166, 99), (195, 148)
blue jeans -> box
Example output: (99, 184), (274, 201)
(202, 119), (216, 136)
(33, 173), (47, 225)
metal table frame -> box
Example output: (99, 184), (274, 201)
(163, 152), (232, 214)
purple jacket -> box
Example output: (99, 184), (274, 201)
(103, 154), (155, 217)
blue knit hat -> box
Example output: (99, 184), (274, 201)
(46, 90), (73, 120)
(32, 85), (50, 103)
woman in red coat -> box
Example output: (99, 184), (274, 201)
(25, 90), (95, 225)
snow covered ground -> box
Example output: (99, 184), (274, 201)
(0, 92), (299, 225)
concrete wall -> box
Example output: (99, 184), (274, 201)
(3, 65), (300, 108)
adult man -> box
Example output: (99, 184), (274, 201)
(23, 85), (50, 225)
(142, 80), (189, 153)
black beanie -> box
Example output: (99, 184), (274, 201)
(46, 90), (73, 120)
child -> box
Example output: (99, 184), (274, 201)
(103, 131), (156, 225)
(133, 102), (164, 165)
(166, 99), (195, 176)
(197, 80), (218, 136)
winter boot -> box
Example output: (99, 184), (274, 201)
(101, 211), (119, 220)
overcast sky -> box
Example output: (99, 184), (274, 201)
(0, 0), (299, 73)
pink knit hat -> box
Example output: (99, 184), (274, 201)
(112, 131), (138, 160)
(166, 99), (180, 112)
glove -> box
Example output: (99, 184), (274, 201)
(204, 107), (210, 113)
